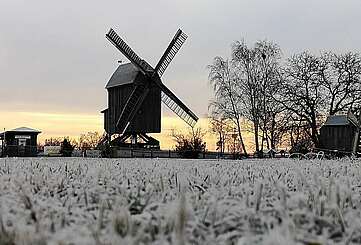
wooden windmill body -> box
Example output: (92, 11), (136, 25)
(102, 28), (198, 148)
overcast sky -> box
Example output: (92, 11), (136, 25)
(1, 0), (360, 119)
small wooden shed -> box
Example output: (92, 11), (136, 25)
(319, 113), (359, 154)
(0, 127), (41, 157)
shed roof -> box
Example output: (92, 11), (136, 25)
(0, 127), (41, 138)
(2, 127), (41, 133)
(105, 63), (139, 89)
(323, 114), (358, 127)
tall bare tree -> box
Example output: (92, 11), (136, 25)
(257, 41), (284, 151)
(319, 52), (361, 115)
(208, 57), (248, 155)
(280, 51), (361, 147)
(262, 104), (290, 150)
(232, 40), (282, 155)
(279, 51), (325, 146)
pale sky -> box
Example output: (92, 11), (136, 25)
(0, 0), (360, 148)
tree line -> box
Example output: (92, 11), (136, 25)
(42, 131), (104, 150)
(40, 132), (109, 157)
(208, 40), (361, 156)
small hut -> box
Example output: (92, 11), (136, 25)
(319, 113), (360, 154)
(0, 127), (41, 157)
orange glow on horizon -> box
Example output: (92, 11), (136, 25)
(0, 110), (256, 152)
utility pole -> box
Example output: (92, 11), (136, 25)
(1, 128), (5, 157)
(352, 111), (361, 155)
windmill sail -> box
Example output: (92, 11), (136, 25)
(158, 83), (198, 128)
(106, 29), (154, 75)
(116, 84), (150, 133)
(155, 29), (188, 78)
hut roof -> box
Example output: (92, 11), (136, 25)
(0, 127), (41, 138)
(9, 127), (41, 133)
(1, 127), (41, 134)
(105, 63), (139, 89)
(323, 114), (358, 127)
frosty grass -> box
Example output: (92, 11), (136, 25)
(0, 157), (361, 245)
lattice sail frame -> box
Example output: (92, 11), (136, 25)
(106, 29), (153, 74)
(155, 29), (188, 78)
(161, 92), (198, 127)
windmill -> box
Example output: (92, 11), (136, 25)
(102, 28), (199, 148)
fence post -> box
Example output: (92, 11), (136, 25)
(151, 149), (153, 158)
(130, 149), (133, 158)
(169, 150), (171, 158)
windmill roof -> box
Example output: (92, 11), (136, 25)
(105, 63), (139, 89)
(323, 114), (358, 127)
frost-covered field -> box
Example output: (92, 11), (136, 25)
(0, 158), (361, 244)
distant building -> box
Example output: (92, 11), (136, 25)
(319, 113), (359, 154)
(0, 127), (41, 157)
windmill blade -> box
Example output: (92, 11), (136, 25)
(116, 84), (150, 133)
(106, 28), (154, 75)
(155, 29), (188, 78)
(158, 83), (198, 128)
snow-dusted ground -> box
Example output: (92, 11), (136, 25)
(0, 157), (361, 244)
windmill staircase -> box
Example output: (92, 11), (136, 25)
(116, 84), (149, 133)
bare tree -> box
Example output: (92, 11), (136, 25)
(257, 41), (284, 151)
(285, 116), (315, 153)
(279, 51), (326, 147)
(262, 105), (290, 150)
(280, 51), (361, 148)
(210, 39), (361, 154)
(208, 57), (248, 155)
(44, 137), (63, 146)
(209, 115), (234, 154)
(319, 52), (361, 115)
(79, 132), (102, 150)
(231, 41), (262, 154)
(232, 40), (282, 155)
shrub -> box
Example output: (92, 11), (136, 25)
(60, 138), (75, 157)
(289, 138), (314, 154)
(97, 141), (112, 158)
(172, 128), (206, 159)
